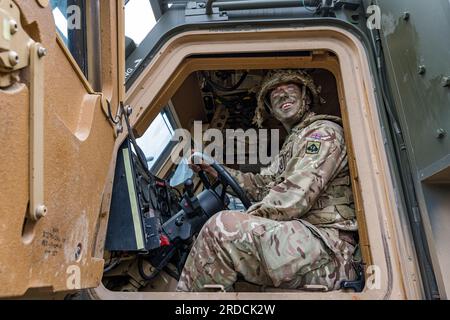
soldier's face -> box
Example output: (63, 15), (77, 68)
(269, 83), (304, 123)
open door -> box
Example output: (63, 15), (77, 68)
(0, 0), (124, 297)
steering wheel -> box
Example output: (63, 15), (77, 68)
(192, 152), (252, 210)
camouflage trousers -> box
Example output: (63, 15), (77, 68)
(177, 211), (357, 292)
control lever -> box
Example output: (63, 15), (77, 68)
(182, 179), (200, 217)
(184, 178), (195, 198)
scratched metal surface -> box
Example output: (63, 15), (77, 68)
(376, 0), (450, 176)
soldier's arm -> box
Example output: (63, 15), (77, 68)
(226, 167), (276, 202)
(247, 124), (347, 221)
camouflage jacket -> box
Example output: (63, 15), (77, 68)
(227, 112), (358, 231)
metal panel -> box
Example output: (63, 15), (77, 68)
(376, 0), (450, 173)
(375, 0), (450, 298)
(124, 4), (366, 87)
(422, 183), (450, 297)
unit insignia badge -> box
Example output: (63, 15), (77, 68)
(306, 141), (321, 155)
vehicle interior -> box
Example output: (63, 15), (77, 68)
(87, 0), (369, 295)
(82, 0), (409, 298)
(100, 62), (366, 293)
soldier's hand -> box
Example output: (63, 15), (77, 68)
(188, 150), (218, 179)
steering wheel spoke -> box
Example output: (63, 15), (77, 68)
(219, 183), (228, 202)
(198, 171), (212, 189)
(212, 179), (221, 190)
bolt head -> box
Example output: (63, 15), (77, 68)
(36, 205), (48, 219)
(8, 51), (19, 66)
(126, 106), (133, 116)
(9, 20), (18, 34)
(403, 12), (410, 21)
(436, 128), (447, 139)
(116, 124), (123, 135)
(418, 65), (426, 75)
(37, 46), (48, 58)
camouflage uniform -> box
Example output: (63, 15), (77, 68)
(177, 70), (358, 292)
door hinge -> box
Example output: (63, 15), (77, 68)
(1, 1), (48, 220)
(0, 0), (34, 88)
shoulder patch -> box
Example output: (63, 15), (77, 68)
(306, 130), (336, 142)
(310, 133), (322, 140)
(306, 141), (321, 155)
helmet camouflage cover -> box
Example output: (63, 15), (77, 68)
(253, 69), (325, 127)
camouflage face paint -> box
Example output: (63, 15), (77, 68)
(269, 83), (308, 127)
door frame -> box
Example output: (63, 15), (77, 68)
(93, 26), (421, 300)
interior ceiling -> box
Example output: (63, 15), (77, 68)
(172, 68), (341, 131)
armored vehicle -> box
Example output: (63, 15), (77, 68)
(0, 0), (449, 300)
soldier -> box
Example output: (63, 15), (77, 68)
(177, 69), (358, 292)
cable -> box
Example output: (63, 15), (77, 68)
(106, 100), (120, 125)
(104, 258), (121, 273)
(147, 183), (159, 212)
(204, 71), (248, 92)
(121, 102), (152, 173)
(302, 0), (320, 13)
(138, 246), (178, 281)
(172, 187), (183, 199)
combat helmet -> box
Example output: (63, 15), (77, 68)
(253, 69), (325, 127)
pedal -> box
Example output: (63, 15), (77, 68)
(340, 264), (365, 293)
